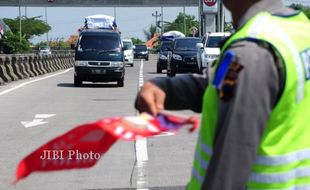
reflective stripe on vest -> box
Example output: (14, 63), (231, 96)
(256, 148), (310, 166)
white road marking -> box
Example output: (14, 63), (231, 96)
(0, 69), (72, 96)
(21, 114), (56, 128)
(35, 114), (56, 119)
(21, 119), (48, 128)
(136, 59), (149, 190)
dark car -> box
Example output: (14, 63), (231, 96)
(167, 37), (201, 77)
(74, 29), (125, 87)
(156, 41), (172, 73)
(134, 44), (149, 61)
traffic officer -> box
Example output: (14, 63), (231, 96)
(135, 0), (310, 189)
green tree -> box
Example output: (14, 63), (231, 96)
(0, 31), (30, 53)
(3, 16), (51, 40)
(224, 22), (234, 33)
(143, 24), (159, 41)
(289, 4), (310, 20)
(131, 37), (144, 45)
(164, 13), (199, 37)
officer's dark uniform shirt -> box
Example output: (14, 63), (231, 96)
(152, 0), (296, 189)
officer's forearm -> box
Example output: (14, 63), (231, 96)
(151, 74), (208, 113)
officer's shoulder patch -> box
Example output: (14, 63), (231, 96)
(212, 50), (244, 101)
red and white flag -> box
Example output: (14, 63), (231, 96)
(15, 111), (199, 183)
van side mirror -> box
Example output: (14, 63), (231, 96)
(132, 45), (136, 49)
(196, 43), (204, 49)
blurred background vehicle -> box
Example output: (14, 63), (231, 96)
(122, 39), (134, 67)
(156, 40), (172, 73)
(38, 46), (52, 55)
(133, 44), (149, 61)
(167, 37), (201, 77)
(196, 32), (231, 73)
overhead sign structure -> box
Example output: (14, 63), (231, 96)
(203, 0), (218, 14)
(0, 0), (198, 7)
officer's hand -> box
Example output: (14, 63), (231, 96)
(135, 81), (166, 115)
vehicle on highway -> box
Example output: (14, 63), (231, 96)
(133, 44), (149, 61)
(38, 46), (52, 55)
(74, 29), (125, 87)
(122, 39), (134, 67)
(166, 37), (201, 77)
(196, 32), (231, 73)
(156, 40), (172, 73)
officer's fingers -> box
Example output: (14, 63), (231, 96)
(135, 82), (163, 115)
(154, 89), (166, 112)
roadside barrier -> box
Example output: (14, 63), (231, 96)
(0, 54), (74, 85)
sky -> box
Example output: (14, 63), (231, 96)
(0, 0), (309, 44)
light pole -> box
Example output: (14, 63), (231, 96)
(152, 10), (161, 27)
(161, 6), (164, 34)
(183, 7), (186, 36)
(45, 7), (49, 43)
(19, 0), (22, 43)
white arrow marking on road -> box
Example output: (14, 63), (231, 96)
(21, 114), (56, 128)
(21, 119), (48, 128)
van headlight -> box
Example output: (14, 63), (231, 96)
(75, 61), (88, 66)
(110, 62), (124, 67)
(172, 54), (182, 61)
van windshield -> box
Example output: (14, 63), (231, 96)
(135, 45), (147, 51)
(79, 35), (121, 52)
(206, 36), (226, 48)
(123, 41), (133, 50)
(160, 42), (172, 51)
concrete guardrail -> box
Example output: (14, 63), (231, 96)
(0, 53), (74, 86)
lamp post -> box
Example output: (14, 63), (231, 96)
(45, 7), (49, 43)
(183, 7), (186, 36)
(161, 6), (164, 34)
(152, 11), (161, 27)
(19, 0), (22, 43)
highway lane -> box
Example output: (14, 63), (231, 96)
(0, 54), (198, 190)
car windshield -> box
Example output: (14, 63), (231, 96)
(174, 39), (200, 51)
(160, 42), (172, 51)
(206, 36), (226, 48)
(79, 35), (121, 52)
(135, 45), (147, 51)
(40, 47), (50, 50)
(123, 41), (133, 50)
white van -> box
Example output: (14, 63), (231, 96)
(196, 32), (231, 73)
(122, 39), (134, 67)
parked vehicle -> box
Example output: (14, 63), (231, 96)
(156, 41), (172, 73)
(122, 39), (134, 67)
(74, 29), (125, 87)
(196, 32), (231, 73)
(133, 44), (149, 61)
(38, 46), (52, 55)
(167, 37), (201, 77)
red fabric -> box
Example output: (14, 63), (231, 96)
(15, 113), (198, 183)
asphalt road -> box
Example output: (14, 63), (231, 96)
(0, 54), (199, 190)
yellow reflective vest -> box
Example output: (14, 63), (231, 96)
(188, 11), (310, 190)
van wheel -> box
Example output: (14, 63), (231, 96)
(117, 79), (124, 87)
(74, 76), (82, 87)
(145, 57), (149, 61)
(130, 63), (134, 67)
